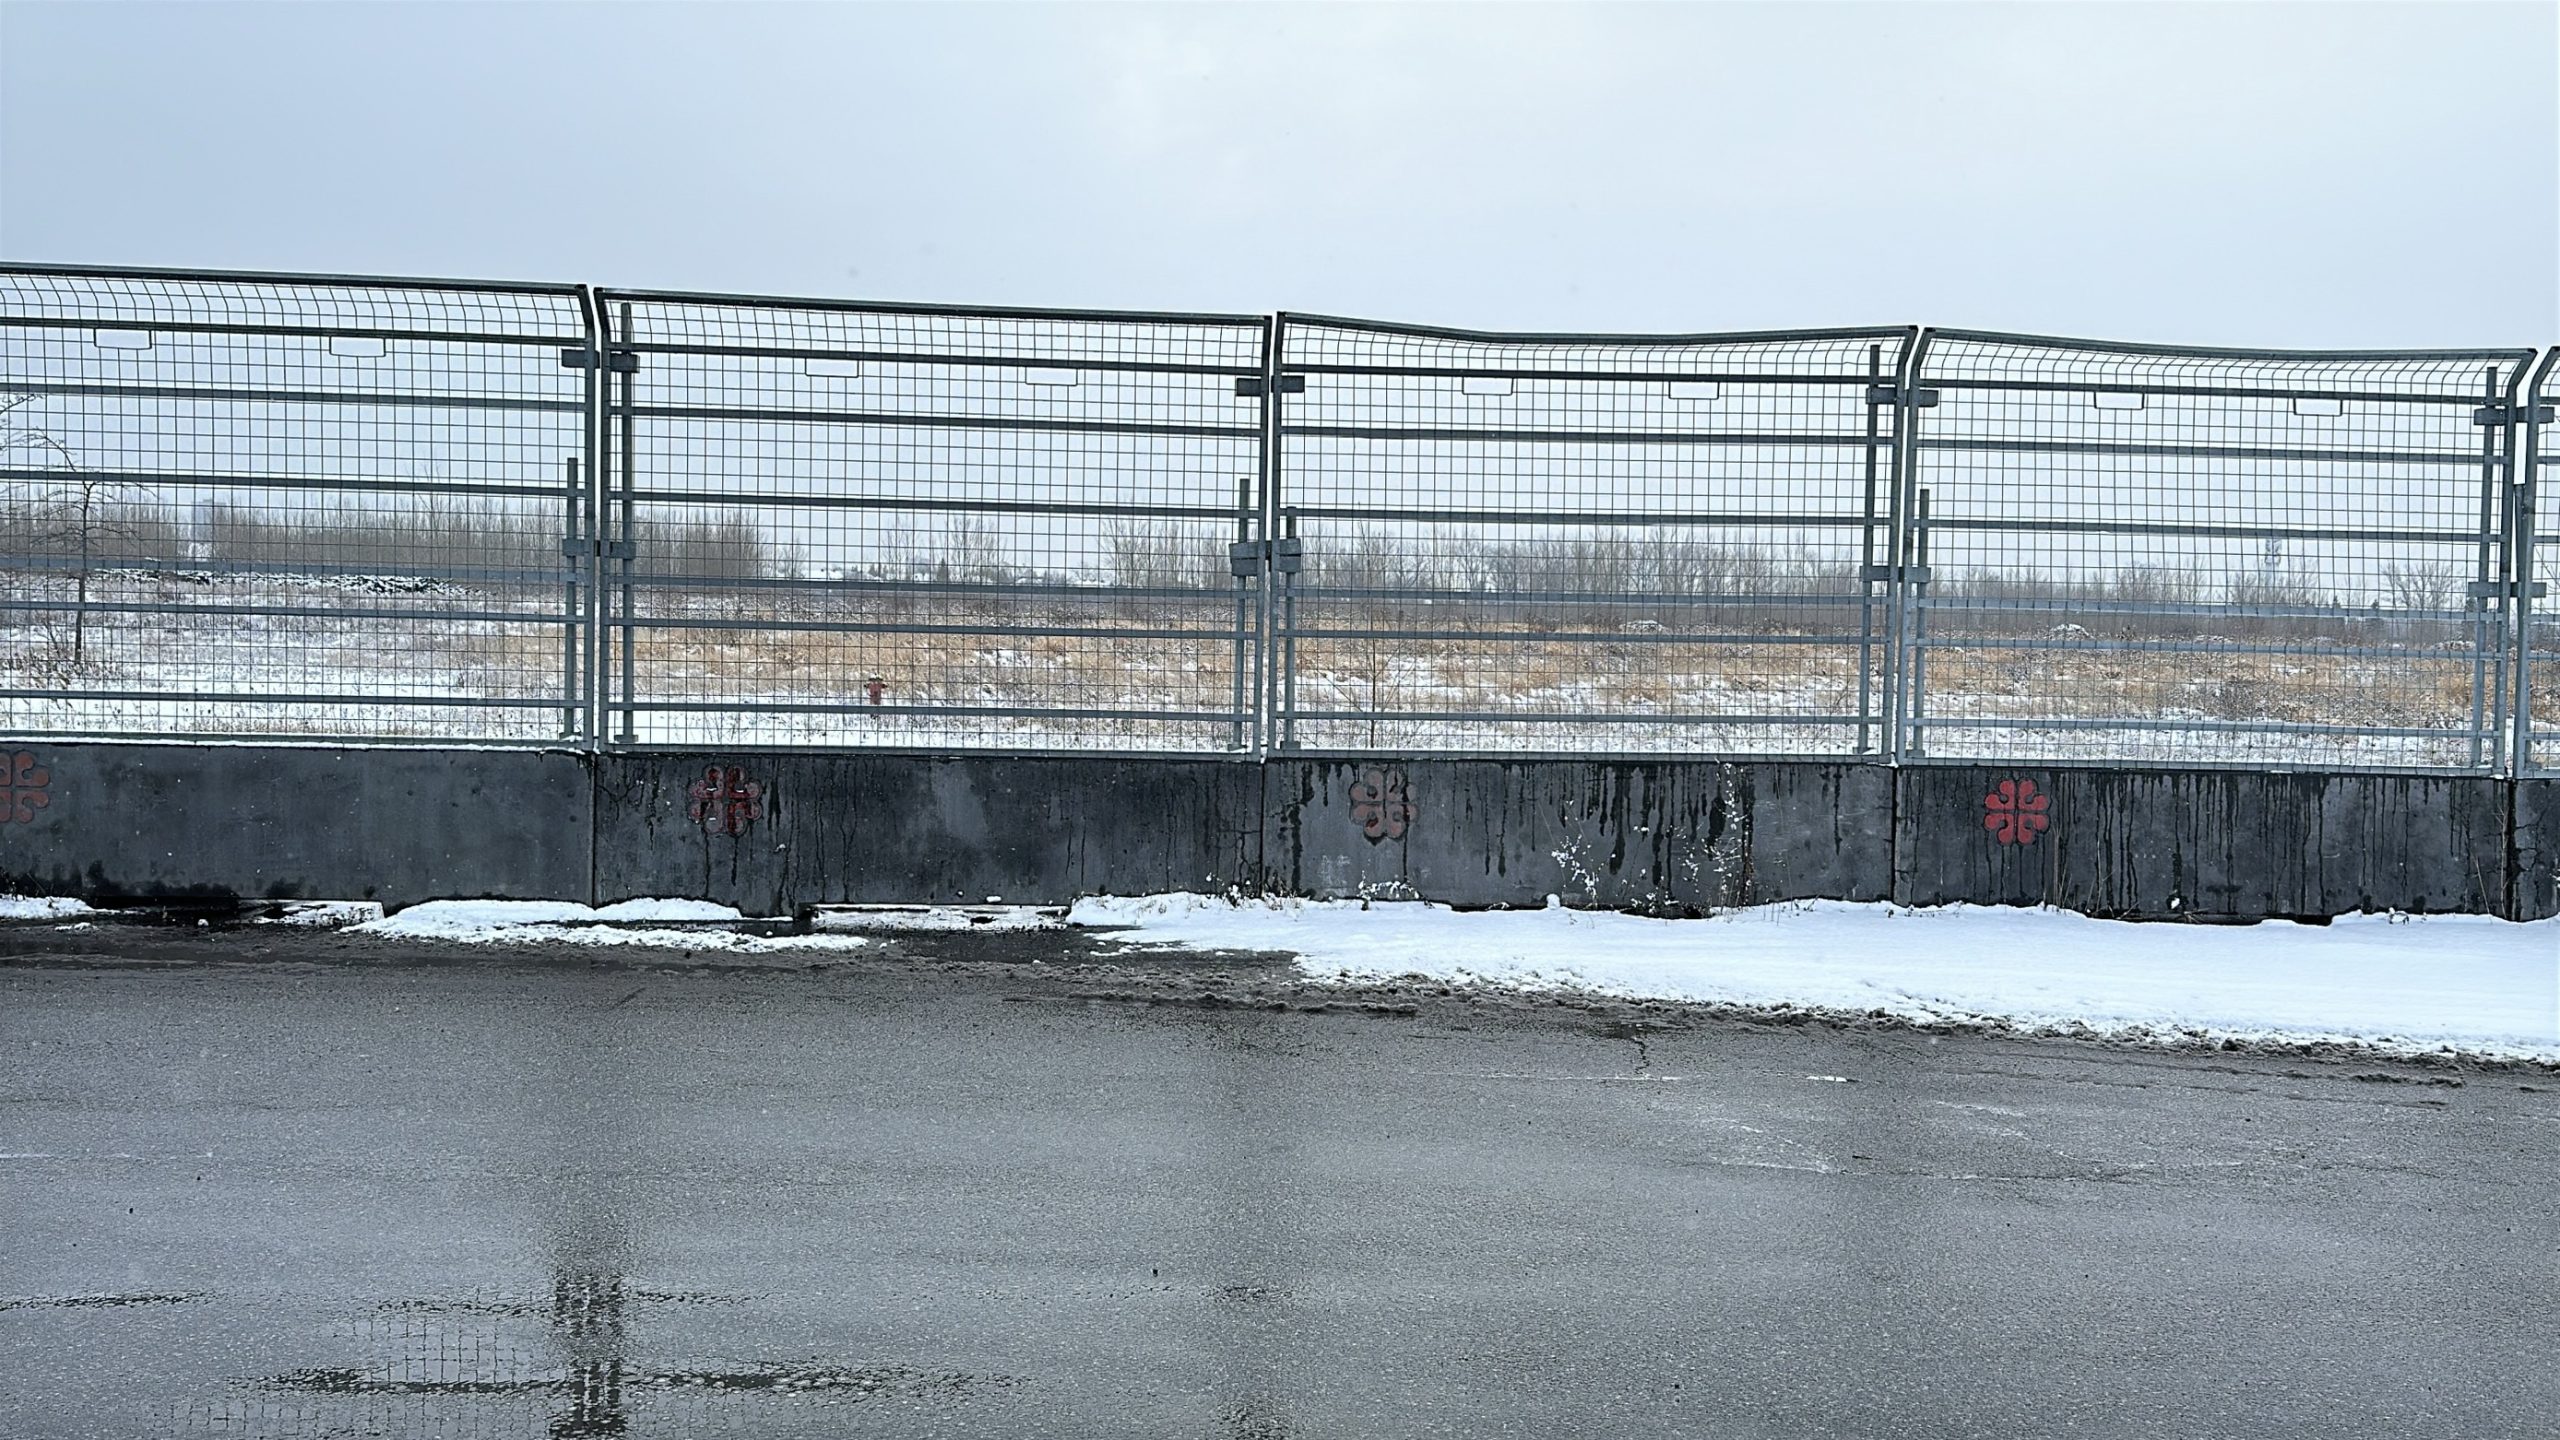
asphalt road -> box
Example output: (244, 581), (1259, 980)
(2, 924), (2555, 1439)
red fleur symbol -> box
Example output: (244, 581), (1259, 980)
(686, 766), (765, 836)
(0, 751), (50, 826)
(1348, 767), (1414, 844)
(1983, 778), (2050, 846)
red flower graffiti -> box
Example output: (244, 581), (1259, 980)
(1983, 777), (2050, 846)
(686, 766), (765, 836)
(1348, 766), (1414, 844)
(0, 752), (48, 825)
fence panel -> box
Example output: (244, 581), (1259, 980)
(1901, 332), (2537, 770)
(1269, 316), (1915, 755)
(589, 291), (1270, 751)
(2523, 351), (2559, 774)
(0, 265), (595, 743)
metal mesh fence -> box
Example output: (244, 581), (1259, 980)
(0, 265), (593, 742)
(1270, 316), (1915, 755)
(3, 265), (2551, 772)
(1900, 332), (2537, 771)
(591, 290), (1269, 751)
(2524, 351), (2560, 774)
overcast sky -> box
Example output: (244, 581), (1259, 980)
(1, 1), (2553, 348)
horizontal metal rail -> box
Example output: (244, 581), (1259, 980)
(613, 401), (1257, 441)
(0, 686), (570, 708)
(1287, 707), (1871, 726)
(0, 598), (571, 625)
(5, 380), (582, 413)
(1911, 435), (2485, 467)
(1283, 625), (1870, 647)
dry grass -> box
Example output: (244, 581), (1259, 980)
(0, 565), (2533, 754)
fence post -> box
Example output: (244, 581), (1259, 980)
(2518, 350), (2558, 775)
(2471, 366), (2504, 772)
(1262, 316), (1297, 753)
(1885, 329), (1935, 762)
(1856, 343), (1884, 756)
(575, 284), (605, 750)
(612, 301), (639, 745)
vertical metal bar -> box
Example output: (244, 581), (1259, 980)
(1230, 471), (1252, 751)
(615, 301), (638, 745)
(2468, 366), (2497, 770)
(2519, 351), (2556, 776)
(1281, 507), (1301, 750)
(1884, 329), (1929, 762)
(1907, 486), (1933, 759)
(576, 287), (604, 749)
(1855, 343), (1882, 755)
(561, 455), (582, 738)
(1261, 316), (1287, 755)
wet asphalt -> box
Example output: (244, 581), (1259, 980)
(1, 921), (2555, 1439)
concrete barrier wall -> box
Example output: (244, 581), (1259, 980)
(2514, 780), (2560, 921)
(0, 741), (591, 906)
(0, 743), (2546, 921)
(1263, 759), (1891, 910)
(1894, 766), (2513, 920)
(592, 752), (1262, 914)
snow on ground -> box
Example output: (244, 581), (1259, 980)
(0, 896), (95, 920)
(807, 905), (1066, 933)
(349, 899), (870, 954)
(1069, 895), (2560, 1065)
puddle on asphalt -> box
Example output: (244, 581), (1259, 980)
(177, 1266), (1003, 1436)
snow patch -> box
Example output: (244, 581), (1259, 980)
(255, 901), (385, 929)
(808, 905), (1065, 933)
(1070, 895), (2560, 1065)
(0, 895), (95, 920)
(350, 899), (866, 954)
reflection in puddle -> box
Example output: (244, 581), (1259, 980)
(186, 1267), (991, 1437)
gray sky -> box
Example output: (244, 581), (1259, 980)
(1, 1), (2553, 347)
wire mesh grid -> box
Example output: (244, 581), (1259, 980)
(1901, 333), (2536, 770)
(591, 291), (1269, 751)
(1270, 316), (1916, 755)
(0, 266), (593, 742)
(2524, 352), (2559, 774)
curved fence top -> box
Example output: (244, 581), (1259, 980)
(596, 288), (1267, 375)
(1280, 313), (1914, 383)
(1917, 329), (2533, 400)
(0, 263), (589, 343)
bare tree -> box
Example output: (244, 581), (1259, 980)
(1, 391), (166, 665)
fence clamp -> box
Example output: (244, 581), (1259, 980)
(2474, 402), (2556, 426)
(562, 537), (637, 560)
(1867, 384), (1939, 408)
(1235, 375), (1307, 397)
(1229, 537), (1305, 577)
(559, 347), (642, 374)
(2466, 579), (2549, 601)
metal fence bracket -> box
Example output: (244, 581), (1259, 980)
(2474, 403), (2556, 426)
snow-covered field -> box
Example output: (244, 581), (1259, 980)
(1069, 895), (2560, 1065)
